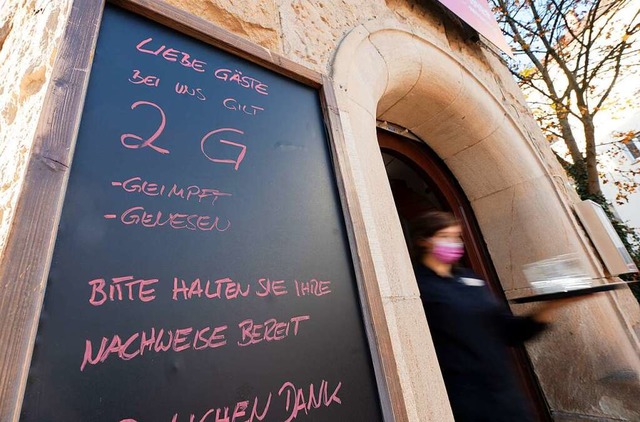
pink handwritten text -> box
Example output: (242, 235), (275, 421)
(255, 278), (288, 297)
(278, 379), (342, 422)
(171, 393), (271, 422)
(128, 69), (160, 87)
(105, 206), (231, 232)
(294, 279), (332, 297)
(89, 275), (158, 306)
(169, 379), (342, 422)
(173, 277), (251, 301)
(200, 128), (247, 170)
(175, 82), (206, 101)
(223, 98), (264, 116)
(237, 315), (310, 347)
(136, 37), (206, 72)
(214, 68), (268, 96)
(172, 277), (331, 301)
(120, 101), (170, 155)
(112, 176), (231, 206)
(81, 324), (228, 371)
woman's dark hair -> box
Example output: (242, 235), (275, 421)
(409, 211), (460, 260)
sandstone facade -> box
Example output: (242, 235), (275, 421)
(1, 1), (640, 421)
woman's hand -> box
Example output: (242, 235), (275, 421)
(530, 296), (589, 324)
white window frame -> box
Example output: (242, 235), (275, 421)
(622, 132), (640, 163)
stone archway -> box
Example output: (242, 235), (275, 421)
(330, 19), (640, 421)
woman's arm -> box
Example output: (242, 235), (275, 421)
(497, 297), (587, 345)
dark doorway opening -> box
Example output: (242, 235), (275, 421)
(378, 127), (552, 421)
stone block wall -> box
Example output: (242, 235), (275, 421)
(0, 0), (72, 260)
(2, 1), (640, 421)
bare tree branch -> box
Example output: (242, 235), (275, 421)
(491, 0), (639, 198)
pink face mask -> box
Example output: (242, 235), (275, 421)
(432, 240), (464, 264)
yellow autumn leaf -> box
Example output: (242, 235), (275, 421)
(520, 67), (536, 78)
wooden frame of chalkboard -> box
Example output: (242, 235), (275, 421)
(0, 0), (408, 421)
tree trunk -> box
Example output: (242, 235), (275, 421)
(583, 116), (602, 196)
(558, 113), (583, 165)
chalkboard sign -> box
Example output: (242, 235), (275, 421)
(21, 4), (382, 421)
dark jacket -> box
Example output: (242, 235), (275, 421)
(415, 264), (547, 422)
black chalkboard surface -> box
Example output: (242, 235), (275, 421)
(21, 5), (382, 422)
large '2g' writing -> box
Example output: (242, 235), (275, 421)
(121, 101), (169, 154)
(121, 100), (247, 170)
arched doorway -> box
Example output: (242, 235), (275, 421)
(378, 127), (551, 421)
(330, 17), (640, 420)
